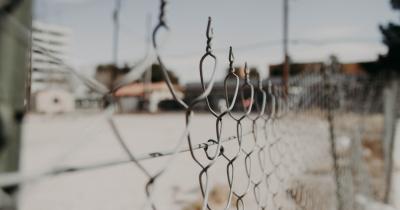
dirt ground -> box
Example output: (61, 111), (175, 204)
(18, 111), (395, 210)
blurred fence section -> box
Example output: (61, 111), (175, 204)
(288, 62), (399, 210)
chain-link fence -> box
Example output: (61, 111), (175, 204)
(1, 0), (399, 210)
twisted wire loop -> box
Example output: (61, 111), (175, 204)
(149, 10), (320, 206)
(105, 1), (220, 209)
(248, 77), (268, 210)
(229, 63), (255, 210)
(144, 1), (221, 209)
(152, 0), (189, 109)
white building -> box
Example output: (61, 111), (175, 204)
(31, 21), (72, 92)
(31, 21), (75, 113)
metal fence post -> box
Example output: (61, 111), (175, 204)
(383, 76), (399, 204)
(323, 64), (343, 210)
(0, 0), (32, 209)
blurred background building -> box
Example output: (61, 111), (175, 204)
(30, 21), (75, 114)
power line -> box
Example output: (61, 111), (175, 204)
(163, 37), (380, 59)
(283, 0), (290, 96)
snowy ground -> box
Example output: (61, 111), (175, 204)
(17, 112), (340, 210)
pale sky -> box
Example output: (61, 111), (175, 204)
(34, 0), (398, 83)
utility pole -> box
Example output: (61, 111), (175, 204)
(0, 0), (32, 209)
(282, 0), (290, 96)
(112, 0), (121, 65)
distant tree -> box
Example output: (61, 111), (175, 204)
(379, 0), (400, 71)
(95, 64), (120, 89)
(392, 0), (400, 9)
(141, 63), (179, 84)
(328, 55), (342, 72)
(249, 67), (260, 81)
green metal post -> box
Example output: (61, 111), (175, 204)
(0, 0), (32, 209)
